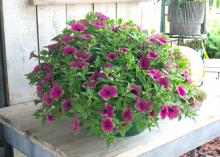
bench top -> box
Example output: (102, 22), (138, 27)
(0, 78), (220, 157)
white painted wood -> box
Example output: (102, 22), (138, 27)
(37, 5), (66, 50)
(3, 0), (38, 105)
(31, 0), (151, 5)
(94, 3), (117, 20)
(0, 78), (220, 157)
(66, 4), (93, 21)
(117, 2), (142, 25)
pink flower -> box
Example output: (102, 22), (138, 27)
(62, 36), (74, 43)
(50, 85), (64, 99)
(47, 114), (55, 122)
(70, 23), (87, 32)
(63, 46), (76, 55)
(93, 21), (105, 28)
(83, 81), (97, 88)
(160, 105), (168, 119)
(51, 36), (59, 41)
(146, 40), (154, 45)
(73, 117), (79, 135)
(37, 85), (43, 96)
(100, 103), (115, 117)
(44, 73), (52, 83)
(43, 93), (53, 105)
(101, 63), (113, 70)
(149, 110), (156, 117)
(45, 44), (59, 53)
(90, 71), (105, 80)
(137, 25), (141, 31)
(140, 56), (150, 70)
(33, 65), (41, 72)
(182, 70), (189, 78)
(130, 84), (142, 96)
(71, 61), (88, 69)
(43, 64), (53, 73)
(147, 70), (163, 80)
(81, 34), (93, 40)
(167, 105), (179, 120)
(101, 117), (114, 132)
(97, 12), (109, 21)
(107, 53), (119, 61)
(158, 37), (168, 45)
(148, 51), (159, 59)
(186, 77), (192, 83)
(158, 78), (171, 89)
(74, 51), (90, 60)
(135, 99), (153, 112)
(122, 108), (133, 121)
(99, 85), (117, 100)
(62, 98), (72, 112)
(177, 86), (187, 97)
(119, 48), (129, 53)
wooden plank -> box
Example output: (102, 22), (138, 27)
(0, 78), (220, 157)
(66, 4), (93, 21)
(37, 5), (66, 50)
(31, 0), (151, 5)
(2, 0), (38, 105)
(93, 3), (117, 20)
(117, 2), (142, 25)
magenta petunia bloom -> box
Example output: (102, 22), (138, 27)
(160, 105), (168, 119)
(70, 23), (87, 32)
(186, 77), (192, 83)
(135, 99), (153, 112)
(74, 51), (90, 60)
(140, 56), (150, 70)
(101, 63), (113, 70)
(63, 46), (76, 55)
(158, 37), (168, 45)
(167, 105), (179, 120)
(83, 81), (97, 88)
(122, 108), (133, 121)
(81, 34), (93, 40)
(43, 93), (53, 105)
(182, 70), (189, 78)
(107, 53), (119, 61)
(145, 40), (154, 45)
(177, 85), (187, 97)
(148, 51), (159, 59)
(90, 71), (105, 80)
(158, 78), (171, 89)
(97, 12), (109, 21)
(100, 103), (115, 117)
(47, 114), (55, 122)
(50, 85), (64, 99)
(119, 48), (129, 53)
(149, 110), (156, 117)
(101, 117), (114, 132)
(62, 98), (72, 112)
(45, 44), (59, 53)
(71, 61), (88, 69)
(44, 73), (52, 83)
(33, 65), (41, 72)
(112, 26), (119, 33)
(93, 21), (105, 28)
(37, 84), (43, 96)
(73, 117), (79, 135)
(99, 85), (117, 100)
(43, 64), (53, 73)
(147, 70), (163, 80)
(62, 36), (74, 43)
(130, 84), (142, 96)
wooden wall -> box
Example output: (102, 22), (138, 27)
(2, 0), (161, 105)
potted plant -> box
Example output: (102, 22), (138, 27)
(26, 12), (199, 146)
(166, 0), (220, 35)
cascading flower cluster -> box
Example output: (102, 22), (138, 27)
(26, 12), (197, 146)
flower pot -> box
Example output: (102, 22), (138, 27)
(168, 1), (206, 35)
(117, 122), (145, 137)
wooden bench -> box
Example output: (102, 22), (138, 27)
(0, 78), (220, 157)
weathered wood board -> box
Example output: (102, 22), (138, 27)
(0, 78), (220, 157)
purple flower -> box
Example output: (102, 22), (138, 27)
(100, 103), (115, 117)
(63, 46), (76, 55)
(33, 65), (41, 72)
(158, 78), (171, 89)
(177, 86), (187, 97)
(149, 110), (156, 117)
(81, 34), (93, 40)
(160, 105), (168, 119)
(167, 105), (179, 120)
(47, 114), (55, 122)
(44, 73), (52, 83)
(99, 85), (117, 100)
(140, 56), (150, 70)
(90, 71), (105, 80)
(43, 92), (53, 105)
(112, 26), (119, 33)
(93, 21), (105, 28)
(101, 117), (114, 132)
(50, 85), (64, 99)
(158, 37), (168, 45)
(37, 84), (43, 96)
(130, 84), (142, 96)
(73, 117), (79, 135)
(135, 99), (153, 112)
(97, 12), (109, 21)
(71, 61), (88, 69)
(83, 81), (97, 88)
(70, 23), (87, 32)
(45, 44), (59, 53)
(43, 64), (53, 73)
(119, 48), (129, 53)
(74, 51), (90, 60)
(182, 70), (189, 78)
(107, 53), (119, 61)
(62, 36), (74, 43)
(122, 108), (133, 121)
(148, 51), (159, 59)
(147, 70), (163, 80)
(101, 63), (113, 70)
(62, 98), (72, 112)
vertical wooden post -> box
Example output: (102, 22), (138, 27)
(160, 0), (165, 33)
